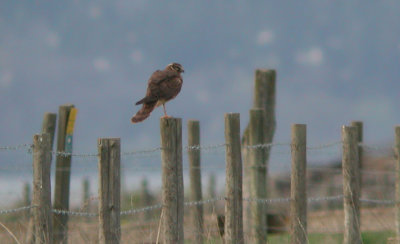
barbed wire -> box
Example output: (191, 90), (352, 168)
(0, 196), (397, 217)
(52, 208), (97, 217)
(120, 204), (163, 216)
(186, 143), (226, 151)
(0, 143), (32, 151)
(308, 195), (344, 202)
(360, 198), (397, 205)
(0, 205), (35, 214)
(2, 140), (396, 159)
(307, 141), (342, 150)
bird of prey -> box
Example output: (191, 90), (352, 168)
(131, 63), (184, 123)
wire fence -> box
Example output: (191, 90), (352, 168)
(0, 139), (398, 243)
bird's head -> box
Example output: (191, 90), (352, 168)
(167, 63), (184, 73)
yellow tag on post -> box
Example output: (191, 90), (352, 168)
(65, 108), (78, 153)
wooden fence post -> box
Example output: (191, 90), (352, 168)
(395, 126), (400, 241)
(82, 177), (91, 223)
(342, 126), (361, 244)
(140, 178), (152, 221)
(23, 182), (31, 209)
(53, 105), (75, 244)
(188, 120), (204, 244)
(351, 121), (363, 196)
(248, 109), (267, 243)
(42, 113), (58, 147)
(224, 113), (244, 244)
(290, 124), (307, 244)
(242, 69), (276, 235)
(98, 138), (121, 244)
(160, 118), (184, 244)
(32, 133), (53, 244)
(26, 113), (57, 244)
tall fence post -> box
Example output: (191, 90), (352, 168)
(248, 109), (267, 243)
(242, 69), (276, 235)
(53, 104), (75, 244)
(342, 126), (361, 244)
(224, 113), (244, 244)
(395, 126), (400, 241)
(160, 118), (184, 244)
(290, 124), (307, 244)
(188, 120), (204, 244)
(351, 121), (363, 196)
(98, 138), (121, 244)
(32, 133), (53, 244)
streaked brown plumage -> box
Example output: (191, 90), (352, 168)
(131, 63), (184, 123)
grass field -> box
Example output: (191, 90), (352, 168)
(267, 231), (394, 244)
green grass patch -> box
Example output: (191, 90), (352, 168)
(267, 230), (394, 244)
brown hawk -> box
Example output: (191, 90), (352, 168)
(131, 63), (184, 123)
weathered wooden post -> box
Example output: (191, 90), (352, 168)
(188, 120), (204, 244)
(224, 113), (244, 244)
(160, 118), (184, 244)
(82, 178), (91, 223)
(98, 138), (121, 244)
(140, 178), (152, 221)
(26, 112), (57, 244)
(342, 126), (361, 244)
(82, 178), (90, 208)
(32, 133), (53, 244)
(248, 109), (267, 243)
(290, 124), (307, 244)
(242, 69), (276, 234)
(53, 105), (77, 244)
(351, 121), (363, 195)
(42, 113), (58, 146)
(395, 126), (400, 241)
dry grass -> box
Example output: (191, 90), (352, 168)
(0, 206), (395, 243)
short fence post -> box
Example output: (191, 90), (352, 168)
(188, 120), (204, 244)
(140, 178), (152, 221)
(224, 113), (244, 244)
(98, 138), (121, 244)
(82, 178), (91, 222)
(248, 109), (267, 243)
(290, 124), (307, 244)
(160, 118), (184, 244)
(342, 126), (361, 244)
(26, 112), (57, 244)
(53, 104), (75, 244)
(22, 183), (31, 217)
(395, 126), (400, 241)
(32, 133), (53, 244)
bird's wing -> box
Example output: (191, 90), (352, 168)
(146, 70), (182, 101)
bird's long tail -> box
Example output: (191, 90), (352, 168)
(131, 102), (156, 123)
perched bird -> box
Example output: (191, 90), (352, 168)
(131, 63), (184, 123)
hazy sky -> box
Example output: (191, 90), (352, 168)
(1, 1), (400, 164)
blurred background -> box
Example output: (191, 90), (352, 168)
(0, 1), (400, 242)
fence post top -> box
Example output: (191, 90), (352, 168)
(160, 117), (182, 123)
(291, 124), (307, 128)
(342, 125), (357, 131)
(255, 69), (276, 76)
(249, 108), (265, 112)
(187, 120), (200, 124)
(224, 113), (240, 118)
(33, 133), (50, 143)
